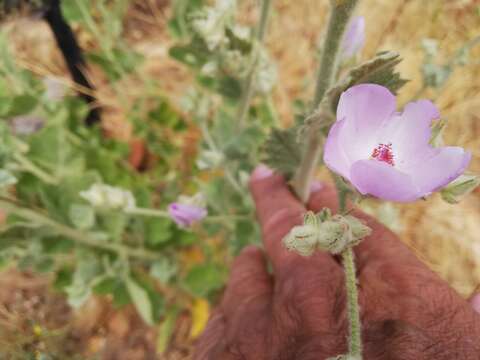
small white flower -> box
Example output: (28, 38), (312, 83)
(231, 24), (251, 41)
(43, 76), (65, 101)
(80, 183), (136, 211)
(201, 61), (219, 76)
(178, 192), (206, 208)
(191, 0), (236, 50)
(254, 50), (277, 94)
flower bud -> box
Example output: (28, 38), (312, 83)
(317, 219), (351, 254)
(441, 174), (480, 204)
(168, 193), (208, 228)
(80, 183), (136, 211)
(283, 224), (319, 257)
(344, 215), (372, 240)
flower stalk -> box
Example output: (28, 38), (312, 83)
(342, 245), (362, 357)
(0, 199), (160, 261)
(236, 0), (273, 128)
(336, 177), (362, 358)
(13, 152), (59, 185)
(292, 0), (359, 202)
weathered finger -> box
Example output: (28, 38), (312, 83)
(221, 246), (272, 316)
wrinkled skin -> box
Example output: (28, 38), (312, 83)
(194, 172), (480, 360)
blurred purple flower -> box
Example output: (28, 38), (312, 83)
(11, 115), (44, 135)
(168, 203), (207, 228)
(324, 84), (471, 202)
(341, 16), (365, 60)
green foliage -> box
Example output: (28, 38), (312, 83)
(183, 263), (226, 297)
(125, 276), (155, 325)
(420, 36), (480, 90)
(262, 127), (302, 178)
(326, 51), (408, 112)
(0, 8), (186, 325)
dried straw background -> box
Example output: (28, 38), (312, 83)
(4, 0), (480, 316)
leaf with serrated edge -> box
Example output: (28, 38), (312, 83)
(303, 51), (409, 136)
(262, 127), (302, 178)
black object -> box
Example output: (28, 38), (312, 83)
(1, 0), (101, 126)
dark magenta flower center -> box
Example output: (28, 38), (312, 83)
(371, 143), (395, 166)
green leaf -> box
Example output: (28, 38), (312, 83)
(145, 218), (172, 246)
(231, 219), (259, 255)
(300, 52), (409, 140)
(69, 204), (95, 230)
(87, 48), (143, 82)
(41, 236), (74, 254)
(156, 307), (180, 354)
(125, 277), (155, 325)
(61, 0), (87, 22)
(440, 174), (480, 204)
(65, 253), (102, 308)
(224, 125), (264, 158)
(168, 0), (205, 38)
(93, 277), (132, 308)
(54, 267), (74, 290)
(217, 75), (242, 99)
(262, 127), (302, 178)
(169, 41), (210, 68)
(150, 258), (177, 284)
(1, 94), (38, 117)
(184, 264), (225, 297)
(99, 213), (127, 242)
(326, 51), (408, 112)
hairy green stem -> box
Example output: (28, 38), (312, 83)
(236, 0), (272, 128)
(126, 207), (249, 223)
(337, 179), (362, 358)
(292, 0), (358, 202)
(0, 200), (160, 261)
(13, 153), (59, 185)
(126, 207), (170, 218)
(342, 247), (362, 357)
(199, 120), (243, 194)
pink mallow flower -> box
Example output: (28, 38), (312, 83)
(324, 84), (471, 202)
(168, 203), (207, 228)
(341, 16), (365, 60)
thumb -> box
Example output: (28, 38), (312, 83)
(469, 288), (480, 314)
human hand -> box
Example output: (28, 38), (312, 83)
(194, 167), (480, 360)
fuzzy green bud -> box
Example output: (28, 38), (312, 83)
(282, 209), (371, 256)
(441, 174), (480, 204)
(283, 224), (318, 257)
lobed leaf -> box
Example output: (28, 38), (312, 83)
(262, 127), (302, 178)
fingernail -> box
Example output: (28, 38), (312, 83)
(310, 180), (324, 193)
(470, 293), (480, 314)
(251, 164), (273, 181)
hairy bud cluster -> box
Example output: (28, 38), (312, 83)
(80, 183), (136, 211)
(283, 209), (371, 256)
